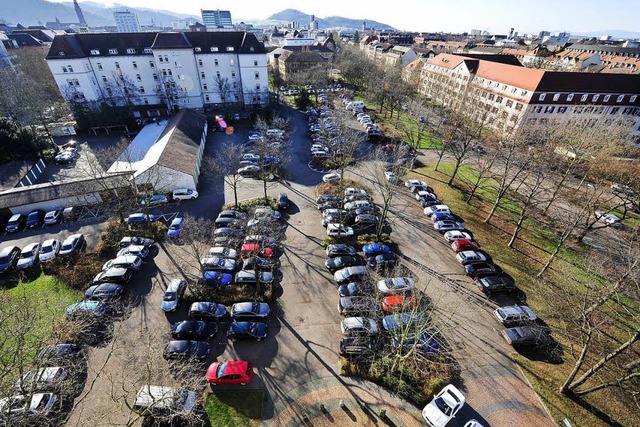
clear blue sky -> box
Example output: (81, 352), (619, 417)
(58, 0), (637, 34)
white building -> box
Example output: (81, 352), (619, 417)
(45, 31), (269, 116)
(114, 10), (141, 33)
(201, 10), (233, 31)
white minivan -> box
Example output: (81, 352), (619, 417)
(172, 188), (199, 200)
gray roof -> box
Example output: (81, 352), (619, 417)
(0, 172), (133, 209)
(156, 110), (207, 175)
(566, 44), (640, 56)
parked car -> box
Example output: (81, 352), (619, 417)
(38, 239), (61, 263)
(338, 296), (379, 316)
(206, 360), (254, 386)
(240, 243), (273, 259)
(451, 239), (480, 252)
(325, 256), (359, 273)
(102, 255), (143, 272)
(140, 194), (168, 206)
(326, 223), (354, 237)
(93, 267), (133, 285)
(244, 235), (278, 247)
(242, 256), (278, 272)
(391, 331), (440, 355)
(35, 344), (81, 364)
(362, 243), (391, 257)
(171, 320), (217, 340)
(443, 230), (473, 243)
(382, 313), (425, 332)
(126, 213), (155, 224)
(377, 277), (415, 295)
(476, 274), (516, 293)
(494, 305), (537, 327)
(5, 214), (26, 233)
(326, 244), (357, 257)
(201, 257), (237, 272)
(465, 262), (503, 279)
(421, 384), (466, 427)
(434, 220), (465, 233)
(172, 188), (199, 200)
(278, 192), (290, 210)
(322, 172), (341, 183)
(15, 367), (68, 393)
(404, 179), (428, 189)
(595, 210), (622, 226)
(59, 234), (86, 257)
(338, 282), (375, 297)
(339, 336), (380, 358)
(502, 326), (552, 348)
(119, 236), (154, 248)
(230, 302), (270, 321)
(43, 209), (63, 225)
(197, 271), (233, 287)
(0, 393), (58, 421)
(354, 214), (378, 227)
(254, 207), (281, 222)
(424, 205), (451, 217)
(381, 295), (415, 313)
(0, 246), (21, 273)
(16, 243), (40, 270)
(167, 217), (184, 238)
(217, 210), (247, 220)
(238, 165), (261, 176)
(367, 253), (398, 271)
(65, 301), (108, 320)
(26, 210), (45, 228)
(344, 200), (372, 211)
(456, 251), (489, 265)
(430, 212), (456, 223)
(316, 194), (341, 204)
(234, 270), (273, 286)
(385, 171), (399, 183)
(227, 321), (268, 342)
(132, 385), (198, 417)
(340, 317), (379, 336)
(55, 149), (77, 164)
(163, 340), (210, 360)
(334, 266), (369, 285)
(188, 302), (227, 321)
(208, 246), (238, 260)
(84, 283), (124, 301)
(117, 245), (150, 259)
(161, 279), (187, 312)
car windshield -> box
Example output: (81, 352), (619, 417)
(170, 224), (180, 230)
(20, 251), (33, 259)
(216, 362), (227, 378)
(41, 245), (54, 253)
(434, 397), (454, 415)
(164, 292), (176, 301)
(61, 242), (73, 250)
(28, 212), (39, 220)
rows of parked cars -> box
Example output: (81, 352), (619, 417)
(3, 206), (79, 235)
(403, 179), (550, 350)
(340, 95), (382, 138)
(0, 233), (86, 275)
(236, 128), (285, 178)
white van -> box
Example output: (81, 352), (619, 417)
(133, 385), (198, 416)
(172, 188), (199, 200)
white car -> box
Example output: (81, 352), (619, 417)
(594, 210), (621, 226)
(327, 223), (354, 237)
(416, 191), (438, 201)
(323, 173), (341, 183)
(242, 153), (260, 162)
(463, 421), (484, 427)
(39, 239), (61, 262)
(377, 277), (415, 294)
(404, 179), (428, 188)
(254, 207), (281, 221)
(208, 246), (238, 260)
(344, 188), (367, 197)
(16, 243), (40, 270)
(340, 317), (379, 336)
(172, 188), (199, 200)
(456, 250), (488, 265)
(424, 205), (451, 216)
(311, 144), (328, 153)
(443, 230), (472, 243)
(117, 245), (150, 259)
(385, 171), (399, 183)
(422, 384), (466, 427)
(434, 220), (465, 232)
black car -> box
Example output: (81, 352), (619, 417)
(338, 282), (374, 297)
(163, 340), (210, 360)
(188, 302), (227, 321)
(234, 270), (274, 285)
(93, 267), (133, 285)
(465, 262), (503, 279)
(502, 326), (552, 348)
(26, 209), (45, 228)
(354, 214), (378, 227)
(214, 217), (242, 229)
(278, 192), (290, 210)
(84, 283), (125, 301)
(242, 256), (278, 272)
(476, 274), (516, 294)
(354, 205), (375, 215)
(230, 302), (270, 321)
(227, 321), (268, 342)
(325, 256), (359, 273)
(339, 336), (381, 358)
(367, 253), (398, 270)
(420, 198), (443, 208)
(118, 236), (154, 248)
(171, 320), (218, 340)
(35, 343), (81, 364)
(217, 210), (247, 220)
(315, 194), (341, 204)
(317, 200), (342, 211)
(0, 246), (21, 273)
(326, 244), (357, 257)
(4, 214), (26, 233)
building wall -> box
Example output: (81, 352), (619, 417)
(10, 194), (102, 215)
(88, 54), (161, 105)
(114, 11), (141, 33)
(49, 57), (103, 102)
(136, 165), (195, 193)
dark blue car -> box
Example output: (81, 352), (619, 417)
(392, 332), (440, 354)
(430, 212), (456, 223)
(227, 321), (268, 342)
(197, 271), (233, 286)
(363, 243), (391, 257)
(26, 210), (45, 228)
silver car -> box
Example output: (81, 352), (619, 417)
(16, 243), (40, 270)
(39, 239), (61, 263)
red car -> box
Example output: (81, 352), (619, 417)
(240, 243), (273, 258)
(206, 360), (254, 386)
(451, 239), (481, 253)
(381, 295), (415, 313)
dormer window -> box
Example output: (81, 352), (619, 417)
(127, 48), (136, 54)
(631, 95), (637, 102)
(226, 46), (235, 52)
(593, 94), (600, 102)
(109, 49), (118, 55)
(210, 47), (218, 52)
(617, 95), (624, 102)
(195, 47), (201, 52)
(539, 93), (546, 101)
(581, 94), (588, 102)
(144, 48), (153, 54)
(567, 93), (574, 101)
(603, 95), (611, 102)
(58, 51), (65, 56)
(553, 93), (560, 101)
(90, 49), (99, 55)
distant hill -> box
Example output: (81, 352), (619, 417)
(266, 8), (396, 31)
(573, 30), (640, 40)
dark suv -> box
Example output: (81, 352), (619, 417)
(92, 267), (133, 285)
(26, 210), (45, 228)
(0, 246), (21, 273)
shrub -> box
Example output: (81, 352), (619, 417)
(42, 252), (105, 290)
(224, 196), (279, 212)
(185, 283), (273, 305)
(315, 179), (370, 197)
(356, 233), (393, 245)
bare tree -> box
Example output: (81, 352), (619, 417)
(208, 144), (245, 208)
(466, 148), (499, 204)
(507, 169), (548, 247)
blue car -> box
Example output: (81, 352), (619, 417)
(167, 217), (184, 238)
(382, 313), (425, 332)
(65, 301), (108, 319)
(392, 332), (440, 354)
(127, 213), (155, 224)
(227, 321), (268, 342)
(430, 212), (456, 223)
(197, 271), (233, 287)
(363, 243), (391, 257)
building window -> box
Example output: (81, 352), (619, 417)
(226, 46), (235, 52)
(544, 106), (555, 113)
(158, 56), (164, 63)
(162, 69), (167, 76)
(198, 59), (203, 67)
(506, 100), (513, 108)
(201, 72), (205, 78)
(617, 95), (624, 102)
(496, 96), (503, 103)
(230, 58), (234, 66)
(106, 88), (113, 96)
(256, 84), (261, 90)
(232, 82), (237, 89)
(593, 94), (600, 102)
(610, 107), (620, 114)
(97, 62), (103, 70)
(581, 94), (588, 102)
(62, 66), (68, 73)
(235, 94), (240, 101)
(254, 60), (258, 66)
(127, 48), (136, 54)
(205, 95), (210, 102)
(534, 106), (543, 113)
(132, 61), (138, 69)
(216, 71), (221, 78)
(515, 103), (522, 111)
(539, 93), (546, 101)
(203, 83), (208, 91)
(214, 59), (219, 66)
(168, 69), (172, 76)
(139, 86), (145, 93)
(553, 93), (560, 101)
(255, 71), (259, 79)
(629, 95), (637, 102)
(143, 98), (149, 104)
(144, 48), (152, 54)
(231, 72), (236, 78)
(558, 106), (567, 113)
(135, 74), (141, 81)
(567, 93), (574, 102)
(195, 47), (201, 52)
(175, 61), (182, 68)
(149, 61), (155, 68)
(210, 47), (218, 52)
(102, 76), (107, 83)
(90, 49), (99, 55)
(109, 49), (118, 54)
(115, 62), (120, 69)
(178, 74), (184, 80)
(604, 95), (611, 102)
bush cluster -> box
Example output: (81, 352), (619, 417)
(186, 283), (274, 305)
(223, 196), (279, 212)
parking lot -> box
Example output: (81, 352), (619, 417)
(0, 102), (555, 426)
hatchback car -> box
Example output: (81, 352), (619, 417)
(443, 231), (473, 243)
(0, 246), (21, 273)
(126, 213), (155, 225)
(456, 251), (489, 266)
(39, 239), (61, 263)
(382, 313), (425, 332)
(404, 179), (428, 189)
(326, 223), (354, 237)
(339, 336), (381, 358)
(278, 192), (290, 210)
(119, 236), (154, 248)
(208, 246), (238, 260)
(502, 326), (552, 348)
(227, 321), (268, 342)
(167, 217), (184, 238)
(476, 274), (516, 294)
(206, 360), (254, 386)
(377, 277), (415, 294)
(430, 212), (456, 223)
(201, 257), (236, 272)
(367, 253), (398, 271)
(26, 210), (45, 228)
(451, 239), (481, 252)
(465, 262), (502, 278)
(140, 194), (168, 206)
(362, 243), (391, 257)
(93, 267), (132, 285)
(84, 283), (125, 301)
(217, 210), (247, 220)
(434, 220), (465, 232)
(381, 295), (416, 313)
(242, 256), (278, 272)
(161, 279), (187, 312)
(392, 332), (440, 355)
(43, 209), (63, 225)
(163, 340), (210, 360)
(0, 392), (58, 422)
(196, 271), (233, 287)
(16, 243), (40, 270)
(230, 302), (270, 321)
(340, 317), (379, 336)
(326, 244), (357, 257)
(338, 296), (379, 316)
(188, 302), (227, 321)
(15, 367), (67, 393)
(338, 282), (375, 297)
(325, 256), (359, 273)
(241, 243), (273, 259)
(5, 214), (26, 233)
(421, 384), (466, 427)
(334, 266), (369, 285)
(117, 245), (149, 259)
(102, 255), (143, 272)
(494, 305), (537, 327)
(65, 301), (108, 320)
(234, 270), (273, 286)
(172, 188), (199, 200)
(171, 320), (217, 340)
(322, 172), (341, 183)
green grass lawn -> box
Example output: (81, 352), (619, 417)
(204, 390), (263, 427)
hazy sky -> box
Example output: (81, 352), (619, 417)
(56, 0), (637, 34)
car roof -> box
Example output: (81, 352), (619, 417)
(218, 360), (248, 376)
(170, 217), (183, 225)
(0, 246), (19, 256)
(167, 279), (184, 291)
(22, 242), (39, 251)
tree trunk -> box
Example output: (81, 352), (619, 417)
(508, 212), (525, 248)
(448, 161), (461, 186)
(574, 372), (640, 396)
(543, 165), (572, 214)
(560, 332), (592, 395)
(434, 151), (445, 172)
(537, 239), (562, 278)
(233, 185), (238, 208)
(263, 179), (268, 203)
(484, 189), (506, 223)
